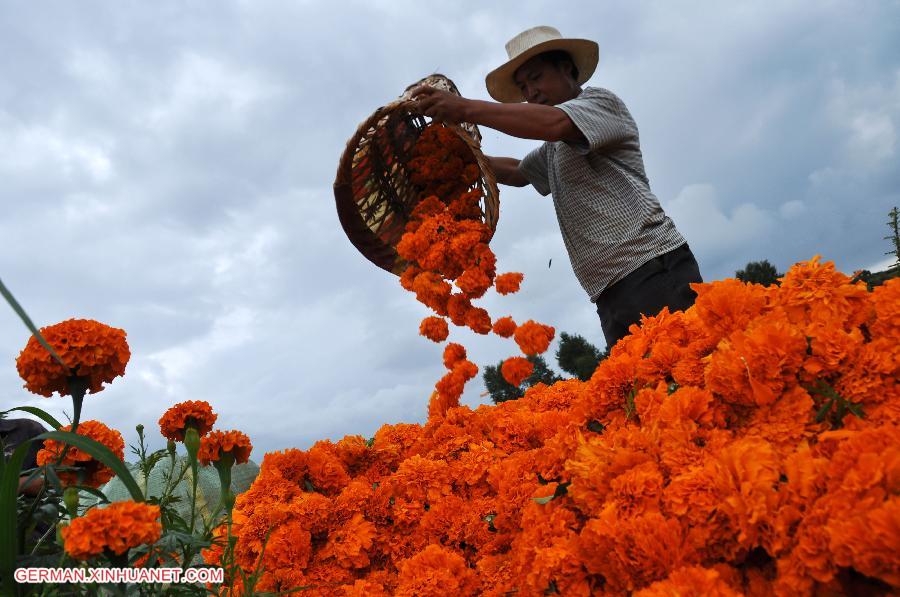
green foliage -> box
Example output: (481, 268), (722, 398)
(885, 206), (900, 266)
(555, 332), (606, 381)
(735, 259), (782, 286)
(484, 354), (562, 404)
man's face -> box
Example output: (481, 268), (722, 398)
(513, 55), (579, 106)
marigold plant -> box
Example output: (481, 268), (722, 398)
(36, 420), (125, 488)
(16, 318), (130, 397)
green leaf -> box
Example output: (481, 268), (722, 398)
(0, 277), (69, 371)
(0, 441), (31, 597)
(586, 420), (605, 433)
(3, 406), (63, 430)
(624, 385), (638, 421)
(814, 397), (835, 423)
(37, 431), (144, 502)
(532, 481), (570, 505)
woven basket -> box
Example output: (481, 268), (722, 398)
(333, 74), (500, 275)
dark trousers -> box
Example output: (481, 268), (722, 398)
(595, 244), (702, 349)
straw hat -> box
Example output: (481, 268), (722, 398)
(485, 26), (599, 103)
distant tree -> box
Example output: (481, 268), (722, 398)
(885, 206), (900, 267)
(735, 260), (782, 286)
(484, 354), (561, 404)
(555, 332), (607, 381)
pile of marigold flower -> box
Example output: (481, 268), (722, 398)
(207, 125), (900, 596)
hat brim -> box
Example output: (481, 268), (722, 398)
(485, 38), (599, 103)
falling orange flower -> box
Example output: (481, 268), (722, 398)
(61, 501), (161, 560)
(514, 320), (556, 356)
(158, 400), (218, 441)
(16, 318), (130, 397)
(494, 272), (524, 295)
(501, 356), (533, 386)
(36, 420), (124, 488)
(418, 316), (449, 342)
(198, 430), (253, 466)
(492, 316), (517, 338)
(464, 306), (493, 334)
(442, 343), (467, 369)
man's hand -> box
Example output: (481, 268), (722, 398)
(410, 85), (470, 124)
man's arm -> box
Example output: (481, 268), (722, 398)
(411, 86), (585, 144)
(487, 156), (528, 187)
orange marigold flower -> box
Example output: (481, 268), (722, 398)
(689, 278), (770, 343)
(776, 256), (872, 331)
(514, 320), (556, 356)
(61, 501), (161, 560)
(579, 509), (693, 593)
(492, 316), (517, 338)
(494, 272), (524, 295)
(705, 311), (807, 407)
(16, 318), (130, 397)
(464, 306), (492, 334)
(320, 513), (378, 569)
(446, 293), (471, 326)
(198, 430), (252, 466)
(158, 400), (218, 441)
(36, 420), (124, 488)
(634, 565), (742, 596)
(456, 267), (493, 299)
(448, 190), (483, 220)
(431, 358), (479, 419)
(419, 316), (449, 342)
(395, 543), (480, 596)
(442, 342), (467, 369)
(870, 277), (900, 341)
(410, 271), (452, 315)
(501, 357), (534, 387)
(410, 195), (446, 221)
(306, 444), (351, 494)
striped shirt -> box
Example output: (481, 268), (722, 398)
(518, 86), (685, 301)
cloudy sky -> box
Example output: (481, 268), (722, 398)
(1, 1), (898, 455)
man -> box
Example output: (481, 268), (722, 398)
(412, 26), (702, 349)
